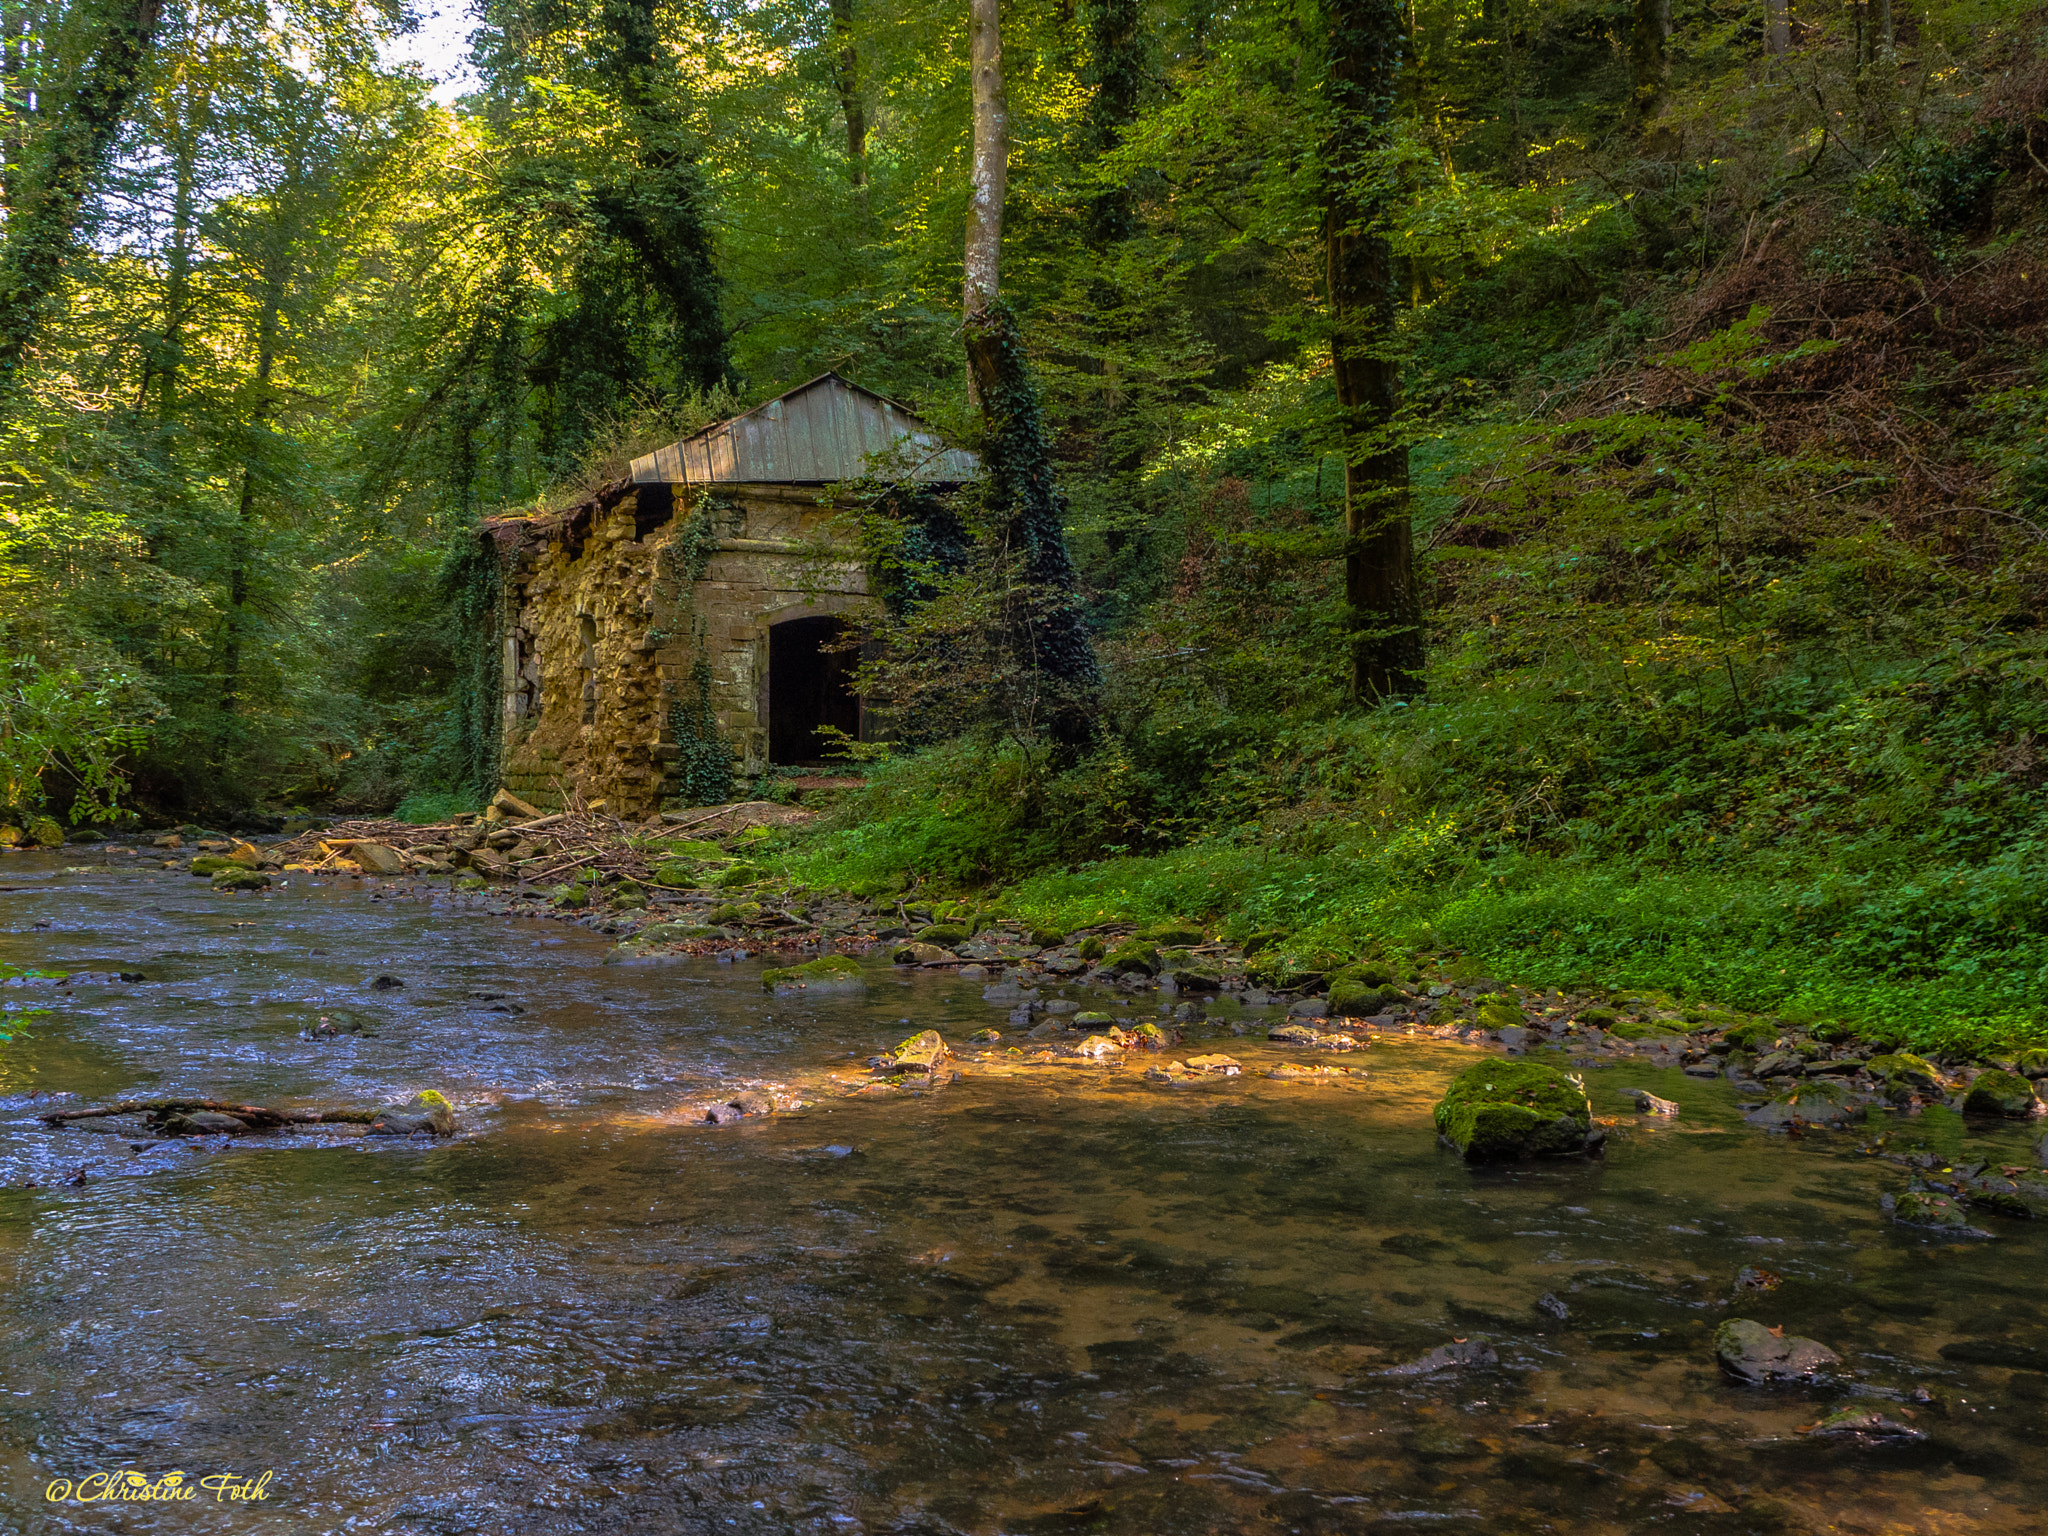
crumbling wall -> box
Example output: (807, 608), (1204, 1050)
(497, 484), (868, 817)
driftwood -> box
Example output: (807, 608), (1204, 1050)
(41, 1098), (377, 1129)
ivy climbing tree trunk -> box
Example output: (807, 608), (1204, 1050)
(0, 0), (165, 385)
(961, 0), (1097, 743)
(1326, 0), (1424, 702)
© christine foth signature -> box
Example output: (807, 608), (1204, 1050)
(45, 1469), (274, 1504)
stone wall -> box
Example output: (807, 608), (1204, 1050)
(495, 483), (867, 818)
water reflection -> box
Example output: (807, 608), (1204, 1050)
(1, 854), (2044, 1533)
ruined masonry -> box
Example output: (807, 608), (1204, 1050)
(481, 374), (979, 818)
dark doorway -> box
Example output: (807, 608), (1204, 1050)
(768, 616), (861, 765)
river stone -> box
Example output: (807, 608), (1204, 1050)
(1129, 1023), (1172, 1049)
(368, 1093), (455, 1137)
(1286, 997), (1329, 1019)
(1963, 1069), (2040, 1117)
(1745, 1078), (1857, 1128)
(1101, 939), (1161, 978)
(1068, 1034), (1123, 1058)
(1713, 1318), (1840, 1383)
(1183, 1054), (1241, 1076)
(351, 842), (407, 876)
(1802, 1407), (1925, 1442)
(2013, 1048), (2048, 1079)
(158, 1109), (252, 1136)
(1621, 1087), (1679, 1115)
(1432, 1059), (1595, 1161)
(211, 867), (271, 892)
(1754, 1050), (1804, 1078)
(1886, 1189), (1992, 1236)
(1864, 1053), (1944, 1098)
(1269, 1022), (1322, 1046)
(1382, 1338), (1500, 1376)
(876, 1030), (950, 1075)
(1042, 999), (1079, 1015)
(762, 956), (866, 995)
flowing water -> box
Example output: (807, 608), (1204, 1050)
(2, 853), (2046, 1535)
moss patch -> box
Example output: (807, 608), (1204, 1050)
(1432, 1059), (1592, 1161)
(762, 955), (867, 993)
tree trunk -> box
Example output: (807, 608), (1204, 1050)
(1763, 0), (1789, 55)
(828, 0), (867, 186)
(1326, 0), (1424, 703)
(1081, 0), (1142, 245)
(146, 108), (200, 419)
(0, 0), (165, 383)
(220, 272), (282, 713)
(963, 0), (1006, 320)
(1627, 0), (1671, 127)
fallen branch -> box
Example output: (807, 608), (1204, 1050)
(41, 1098), (377, 1128)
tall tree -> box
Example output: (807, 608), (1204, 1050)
(960, 0), (1098, 733)
(0, 0), (165, 383)
(827, 0), (866, 187)
(1627, 0), (1670, 128)
(1326, 0), (1423, 701)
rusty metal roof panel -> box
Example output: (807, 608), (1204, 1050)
(630, 373), (980, 485)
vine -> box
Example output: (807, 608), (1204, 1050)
(439, 531), (507, 805)
(650, 492), (738, 805)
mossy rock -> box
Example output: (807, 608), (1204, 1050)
(1724, 1020), (1780, 1050)
(25, 816), (64, 848)
(1972, 1190), (2033, 1219)
(1242, 929), (1287, 956)
(2013, 1047), (2048, 1078)
(211, 867), (271, 892)
(762, 955), (867, 995)
(652, 860), (701, 886)
(454, 874), (487, 892)
(189, 855), (237, 876)
(1578, 1008), (1618, 1029)
(1102, 939), (1161, 978)
(1866, 1053), (1944, 1096)
(1475, 999), (1526, 1031)
(1165, 961), (1223, 991)
(1963, 1069), (2039, 1118)
(1330, 978), (1404, 1017)
(714, 863), (765, 889)
(1425, 1001), (1465, 1028)
(663, 840), (728, 860)
(549, 884), (591, 910)
(1139, 920), (1205, 946)
(1076, 936), (1106, 961)
(1432, 1059), (1593, 1162)
(917, 923), (970, 945)
(633, 921), (726, 945)
(1246, 950), (1344, 991)
(1072, 1011), (1114, 1027)
(1604, 1017), (1665, 1041)
(1028, 928), (1064, 948)
(1338, 962), (1395, 988)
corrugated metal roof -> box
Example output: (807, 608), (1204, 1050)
(629, 373), (980, 486)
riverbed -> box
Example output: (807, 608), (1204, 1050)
(3, 855), (2045, 1534)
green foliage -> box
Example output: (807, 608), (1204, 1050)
(0, 659), (153, 820)
(437, 536), (506, 807)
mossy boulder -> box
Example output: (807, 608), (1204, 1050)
(762, 955), (867, 995)
(917, 923), (970, 946)
(706, 901), (764, 925)
(24, 816), (65, 848)
(1246, 949), (1344, 991)
(1076, 936), (1106, 961)
(1329, 978), (1404, 1017)
(1724, 1019), (1781, 1051)
(632, 921), (725, 945)
(1242, 929), (1287, 956)
(189, 855), (237, 876)
(210, 867), (271, 892)
(548, 883), (591, 909)
(1713, 1318), (1840, 1383)
(1963, 1069), (2039, 1118)
(652, 860), (700, 886)
(1140, 920), (1205, 946)
(1865, 1053), (1944, 1097)
(1102, 939), (1161, 978)
(714, 863), (765, 889)
(368, 1091), (455, 1137)
(1432, 1059), (1595, 1162)
(2011, 1047), (2048, 1079)
(1474, 995), (1526, 1031)
(1028, 928), (1064, 948)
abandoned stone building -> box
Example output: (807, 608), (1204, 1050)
(482, 374), (980, 818)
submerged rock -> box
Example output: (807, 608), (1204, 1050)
(890, 941), (953, 965)
(1884, 1189), (1993, 1237)
(157, 1109), (253, 1136)
(1181, 1054), (1241, 1076)
(1432, 1059), (1597, 1161)
(1962, 1069), (2040, 1118)
(1382, 1338), (1500, 1376)
(1801, 1407), (1925, 1442)
(762, 956), (866, 995)
(1713, 1318), (1840, 1383)
(351, 842), (407, 876)
(368, 1092), (456, 1137)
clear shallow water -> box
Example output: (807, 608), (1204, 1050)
(2, 855), (2046, 1535)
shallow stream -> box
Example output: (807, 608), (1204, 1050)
(3, 855), (2046, 1534)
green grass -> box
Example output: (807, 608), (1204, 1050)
(394, 791), (478, 824)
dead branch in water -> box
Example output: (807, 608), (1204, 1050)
(41, 1099), (377, 1128)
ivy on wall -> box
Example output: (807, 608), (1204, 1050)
(652, 492), (738, 805)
